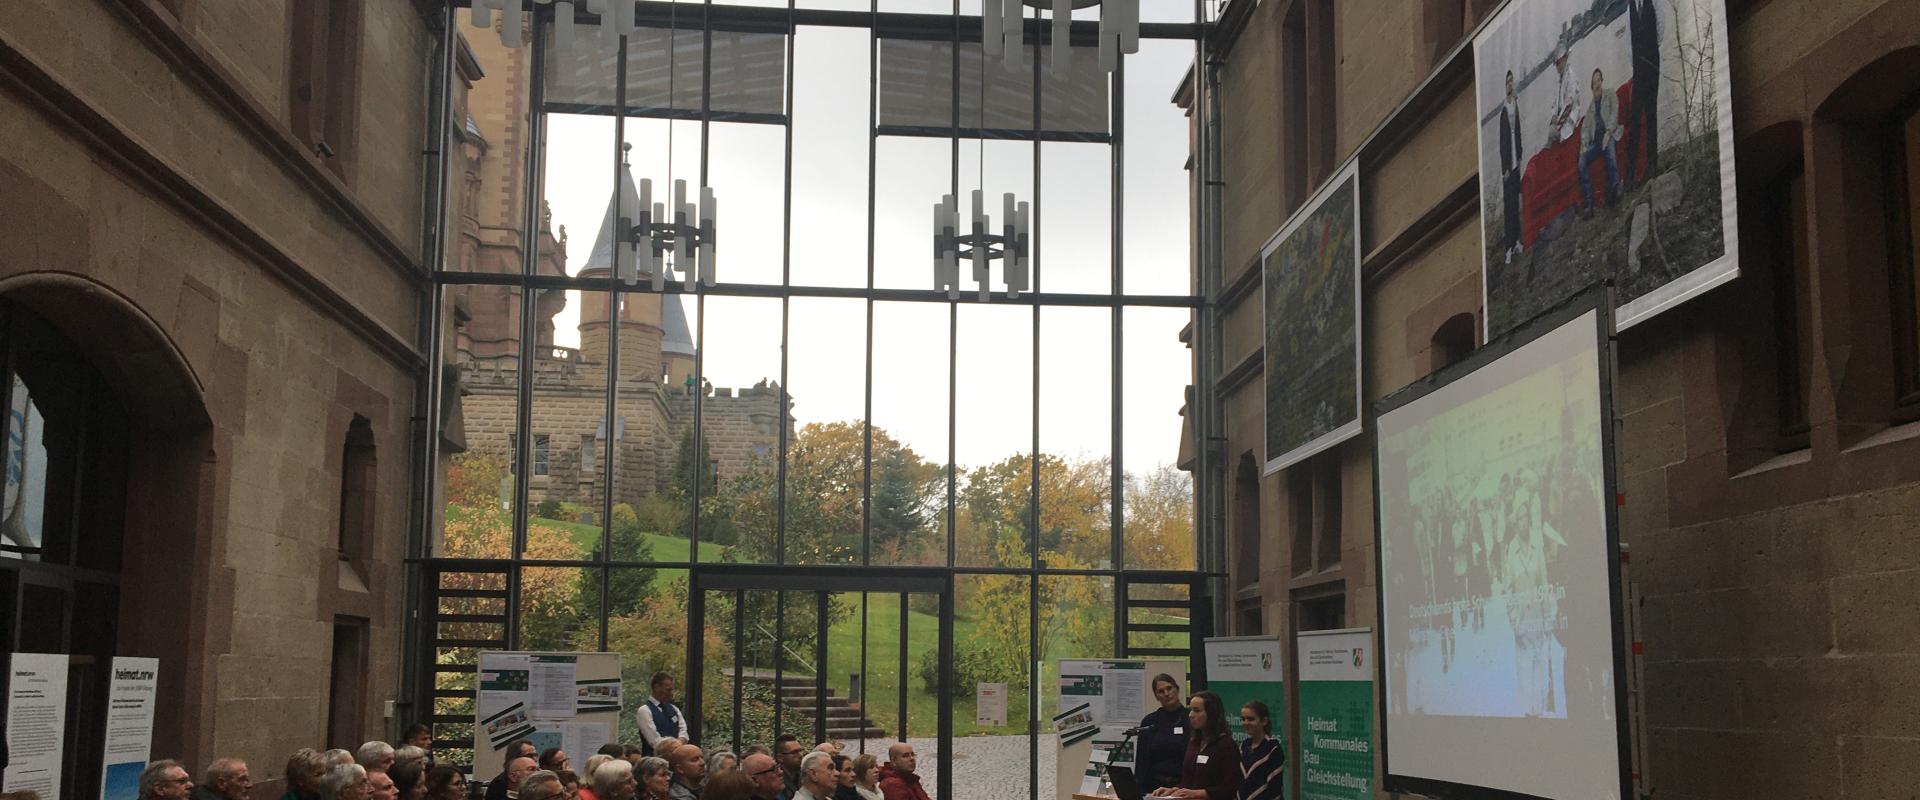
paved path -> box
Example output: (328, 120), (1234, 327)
(841, 733), (1063, 800)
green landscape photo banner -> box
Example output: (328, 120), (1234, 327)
(1296, 629), (1374, 800)
(1261, 159), (1363, 475)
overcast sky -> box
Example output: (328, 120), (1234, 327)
(529, 11), (1196, 474)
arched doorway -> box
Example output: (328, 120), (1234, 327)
(0, 276), (213, 800)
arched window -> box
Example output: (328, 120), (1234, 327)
(1232, 453), (1261, 590)
(1429, 311), (1478, 374)
(0, 300), (133, 792)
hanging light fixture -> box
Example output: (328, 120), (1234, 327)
(470, 0), (636, 62)
(610, 149), (719, 291)
(932, 190), (1029, 301)
(981, 0), (1137, 75)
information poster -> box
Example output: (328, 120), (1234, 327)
(1204, 636), (1288, 800)
(1053, 659), (1183, 800)
(99, 657), (161, 800)
(1297, 630), (1374, 800)
(4, 653), (69, 798)
(976, 683), (1008, 727)
(476, 652), (622, 782)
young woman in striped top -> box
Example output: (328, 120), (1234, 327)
(1236, 701), (1284, 800)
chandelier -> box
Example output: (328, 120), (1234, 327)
(933, 190), (1030, 301)
(983, 0), (1139, 74)
(613, 147), (717, 291)
(467, 0), (633, 59)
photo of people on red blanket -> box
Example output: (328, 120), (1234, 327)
(1474, 0), (1738, 335)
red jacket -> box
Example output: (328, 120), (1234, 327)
(876, 766), (930, 800)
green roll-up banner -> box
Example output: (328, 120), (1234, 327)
(1296, 628), (1374, 800)
(1204, 635), (1288, 800)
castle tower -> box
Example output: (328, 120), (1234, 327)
(577, 157), (666, 383)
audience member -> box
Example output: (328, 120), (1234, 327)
(519, 771), (564, 800)
(540, 749), (570, 774)
(392, 748), (428, 771)
(578, 756), (613, 800)
(487, 741), (539, 800)
(622, 746), (647, 767)
(141, 761), (195, 800)
(318, 765), (370, 800)
(637, 673), (686, 757)
(423, 766), (466, 800)
(554, 770), (581, 800)
(596, 745), (626, 759)
(811, 744), (838, 756)
(356, 743), (396, 774)
(635, 757), (673, 800)
(772, 737), (804, 797)
(502, 759), (539, 800)
(324, 752), (355, 769)
(194, 758), (251, 800)
(706, 752), (739, 774)
(281, 750), (329, 800)
(0, 791), (42, 800)
(827, 755), (857, 800)
(874, 745), (926, 800)
(402, 724), (433, 754)
(367, 769), (398, 800)
(698, 771), (754, 800)
(792, 753), (835, 800)
(591, 760), (638, 800)
(738, 746), (770, 760)
(666, 744), (705, 800)
(389, 761), (426, 800)
(849, 756), (880, 800)
(739, 755), (782, 800)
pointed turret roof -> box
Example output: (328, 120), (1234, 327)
(581, 157), (643, 276)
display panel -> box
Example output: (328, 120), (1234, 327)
(1474, 0), (1738, 336)
(1262, 161), (1362, 475)
(1374, 303), (1625, 800)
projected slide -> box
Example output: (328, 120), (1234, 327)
(1375, 307), (1623, 800)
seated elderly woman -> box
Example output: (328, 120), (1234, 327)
(633, 758), (672, 800)
(357, 743), (396, 774)
(591, 759), (638, 800)
(318, 764), (370, 800)
(281, 749), (329, 800)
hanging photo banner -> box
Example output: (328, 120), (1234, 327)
(1296, 629), (1374, 800)
(1262, 160), (1363, 475)
(99, 657), (161, 800)
(1474, 0), (1738, 335)
(4, 653), (69, 799)
(1204, 636), (1289, 799)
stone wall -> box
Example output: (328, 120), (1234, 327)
(0, 0), (431, 782)
(1214, 0), (1920, 795)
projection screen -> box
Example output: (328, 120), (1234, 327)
(1373, 299), (1627, 800)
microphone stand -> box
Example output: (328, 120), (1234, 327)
(1099, 728), (1144, 795)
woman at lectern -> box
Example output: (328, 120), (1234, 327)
(1149, 691), (1238, 800)
(1234, 701), (1283, 800)
(1135, 673), (1191, 795)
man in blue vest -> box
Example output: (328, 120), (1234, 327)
(638, 671), (686, 756)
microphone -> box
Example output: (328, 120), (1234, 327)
(1121, 725), (1154, 736)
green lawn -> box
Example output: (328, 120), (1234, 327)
(531, 515), (729, 562)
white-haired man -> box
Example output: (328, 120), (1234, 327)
(592, 759), (639, 800)
(139, 761), (195, 800)
(318, 764), (370, 800)
(191, 758), (252, 800)
(792, 752), (836, 800)
(356, 742), (396, 774)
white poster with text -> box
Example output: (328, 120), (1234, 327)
(5, 653), (69, 799)
(99, 657), (160, 800)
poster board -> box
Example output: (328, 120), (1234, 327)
(4, 653), (69, 799)
(1203, 636), (1288, 800)
(1053, 658), (1185, 800)
(99, 657), (161, 800)
(1474, 0), (1738, 336)
(1262, 159), (1364, 475)
(1296, 629), (1373, 800)
(977, 683), (1008, 727)
(475, 651), (623, 782)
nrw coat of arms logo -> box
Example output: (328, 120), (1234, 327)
(1351, 648), (1365, 668)
(1261, 652), (1273, 671)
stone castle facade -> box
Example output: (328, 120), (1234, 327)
(447, 32), (787, 513)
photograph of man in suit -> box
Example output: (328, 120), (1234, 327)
(1577, 68), (1624, 213)
(1499, 70), (1525, 263)
(1625, 0), (1660, 184)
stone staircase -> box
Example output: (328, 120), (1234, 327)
(738, 670), (888, 740)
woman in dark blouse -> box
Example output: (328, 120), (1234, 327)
(1135, 673), (1191, 795)
(1235, 701), (1284, 800)
(1150, 691), (1239, 800)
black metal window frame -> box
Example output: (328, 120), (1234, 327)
(412, 2), (1224, 798)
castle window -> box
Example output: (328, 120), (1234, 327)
(337, 416), (375, 562)
(288, 0), (364, 178)
(1890, 100), (1920, 414)
(533, 434), (551, 477)
(1232, 453), (1262, 592)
